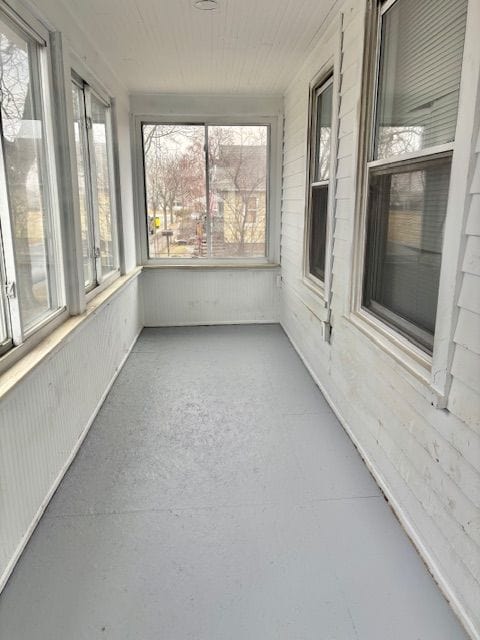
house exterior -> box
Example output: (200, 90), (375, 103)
(211, 143), (267, 256)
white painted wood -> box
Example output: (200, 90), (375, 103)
(142, 267), (280, 327)
(429, 0), (480, 403)
(454, 309), (480, 356)
(451, 344), (480, 394)
(56, 0), (337, 94)
(465, 194), (480, 236)
(0, 0), (141, 599)
(458, 273), (480, 315)
(280, 0), (480, 636)
(463, 235), (480, 276)
(49, 31), (86, 316)
(0, 275), (142, 591)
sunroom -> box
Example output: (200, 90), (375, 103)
(0, 0), (479, 638)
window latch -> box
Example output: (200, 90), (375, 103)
(94, 247), (101, 259)
(86, 116), (93, 130)
(5, 281), (16, 299)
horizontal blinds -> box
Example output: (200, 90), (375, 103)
(309, 184), (329, 281)
(375, 0), (468, 159)
(364, 156), (452, 349)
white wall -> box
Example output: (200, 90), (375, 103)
(143, 267), (280, 326)
(0, 273), (142, 590)
(280, 1), (480, 637)
(0, 0), (140, 591)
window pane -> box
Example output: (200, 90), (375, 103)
(72, 83), (95, 288)
(143, 124), (206, 259)
(0, 20), (61, 332)
(91, 96), (116, 275)
(208, 125), (267, 258)
(375, 0), (468, 160)
(309, 185), (328, 281)
(363, 157), (452, 351)
(314, 82), (332, 182)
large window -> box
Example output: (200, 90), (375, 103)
(0, 10), (64, 354)
(306, 75), (333, 284)
(360, 0), (468, 353)
(142, 124), (268, 259)
(72, 75), (119, 289)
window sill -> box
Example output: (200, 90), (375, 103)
(143, 261), (280, 270)
(346, 308), (447, 408)
(302, 273), (327, 301)
(0, 267), (142, 400)
(298, 275), (328, 321)
(85, 269), (121, 303)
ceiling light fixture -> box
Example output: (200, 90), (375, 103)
(193, 0), (218, 10)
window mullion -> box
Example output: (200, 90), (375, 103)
(0, 144), (23, 345)
(84, 86), (102, 284)
(0, 226), (13, 350)
(79, 86), (97, 289)
(104, 106), (120, 272)
(31, 43), (58, 312)
(204, 124), (212, 258)
(367, 143), (454, 170)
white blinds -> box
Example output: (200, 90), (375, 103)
(374, 0), (468, 159)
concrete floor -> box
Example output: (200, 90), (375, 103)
(0, 325), (468, 639)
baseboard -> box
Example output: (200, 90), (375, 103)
(280, 321), (478, 640)
(0, 325), (143, 595)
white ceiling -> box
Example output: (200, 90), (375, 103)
(59, 0), (337, 94)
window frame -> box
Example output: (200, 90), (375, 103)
(0, 4), (127, 377)
(350, 0), (475, 406)
(70, 70), (121, 298)
(0, 1), (67, 369)
(303, 70), (337, 301)
(132, 114), (280, 266)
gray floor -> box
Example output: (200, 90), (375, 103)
(0, 325), (468, 639)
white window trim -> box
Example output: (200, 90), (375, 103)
(0, 0), (48, 45)
(301, 15), (342, 331)
(349, 0), (477, 407)
(0, 2), (67, 352)
(0, 267), (141, 383)
(132, 113), (281, 267)
(70, 63), (121, 292)
(0, 4), (128, 375)
(302, 71), (335, 306)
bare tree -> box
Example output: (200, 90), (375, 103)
(143, 125), (268, 257)
(376, 125), (423, 158)
(208, 126), (267, 256)
(143, 125), (205, 232)
(0, 32), (45, 320)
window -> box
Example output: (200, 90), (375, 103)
(246, 197), (258, 224)
(0, 9), (64, 354)
(306, 74), (333, 284)
(360, 0), (468, 353)
(142, 124), (268, 259)
(72, 75), (119, 289)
